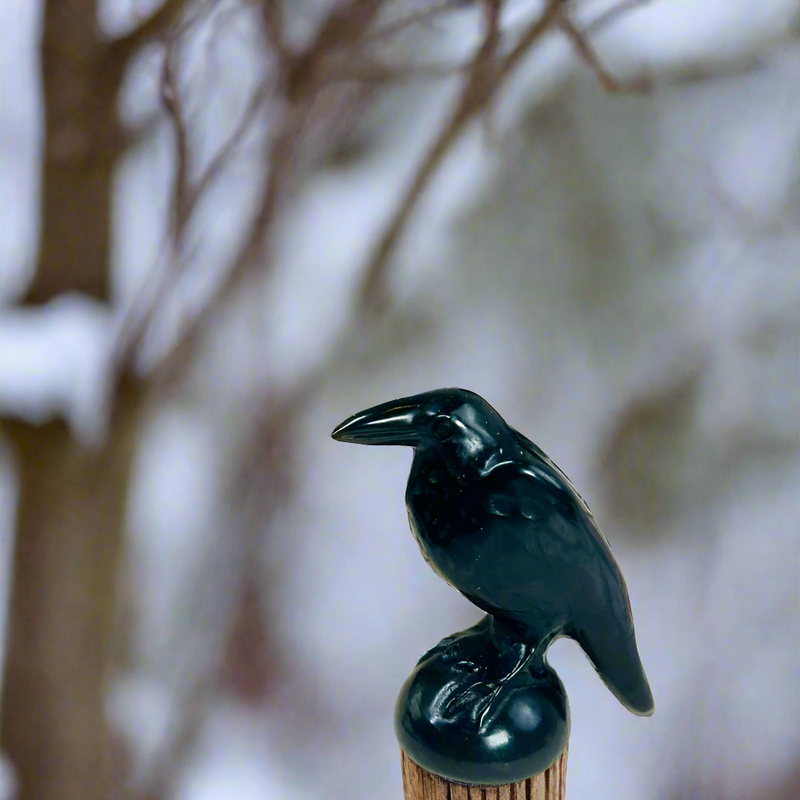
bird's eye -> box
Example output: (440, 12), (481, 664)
(432, 417), (455, 440)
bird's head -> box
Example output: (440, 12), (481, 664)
(331, 388), (515, 474)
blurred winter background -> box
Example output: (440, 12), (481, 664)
(0, 1), (798, 799)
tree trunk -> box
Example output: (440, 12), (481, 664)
(30, 0), (125, 303)
(1, 394), (139, 800)
(0, 2), (138, 797)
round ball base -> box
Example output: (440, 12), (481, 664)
(395, 616), (569, 785)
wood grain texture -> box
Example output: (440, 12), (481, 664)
(401, 746), (568, 800)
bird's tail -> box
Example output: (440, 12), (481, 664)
(575, 623), (655, 716)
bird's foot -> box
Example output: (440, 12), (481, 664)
(439, 639), (535, 727)
(444, 679), (498, 716)
(476, 653), (533, 730)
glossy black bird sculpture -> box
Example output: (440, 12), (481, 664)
(332, 388), (654, 719)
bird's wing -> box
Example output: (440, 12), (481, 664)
(491, 433), (654, 715)
(487, 460), (624, 620)
(508, 426), (609, 547)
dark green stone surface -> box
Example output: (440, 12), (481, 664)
(395, 615), (568, 785)
(332, 388), (654, 783)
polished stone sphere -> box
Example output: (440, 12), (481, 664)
(395, 616), (569, 785)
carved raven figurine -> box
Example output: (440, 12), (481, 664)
(332, 387), (654, 716)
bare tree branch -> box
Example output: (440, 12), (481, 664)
(108, 0), (196, 70)
(500, 0), (562, 75)
(128, 0), (387, 380)
(365, 0), (468, 43)
(585, 0), (655, 35)
(284, 0), (385, 100)
(114, 74), (272, 371)
(358, 0), (562, 312)
(263, 0), (290, 65)
(557, 4), (652, 92)
(160, 51), (191, 236)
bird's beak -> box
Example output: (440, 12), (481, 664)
(331, 397), (422, 446)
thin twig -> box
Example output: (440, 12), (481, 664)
(557, 4), (652, 92)
(191, 88), (271, 216)
(585, 0), (654, 35)
(263, 0), (290, 64)
(108, 0), (195, 69)
(501, 0), (562, 75)
(364, 0), (467, 43)
(160, 50), (190, 236)
(358, 0), (562, 311)
(476, 0), (503, 147)
(284, 0), (385, 100)
(114, 73), (272, 370)
(143, 0), (387, 379)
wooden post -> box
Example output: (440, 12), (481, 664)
(401, 747), (568, 800)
